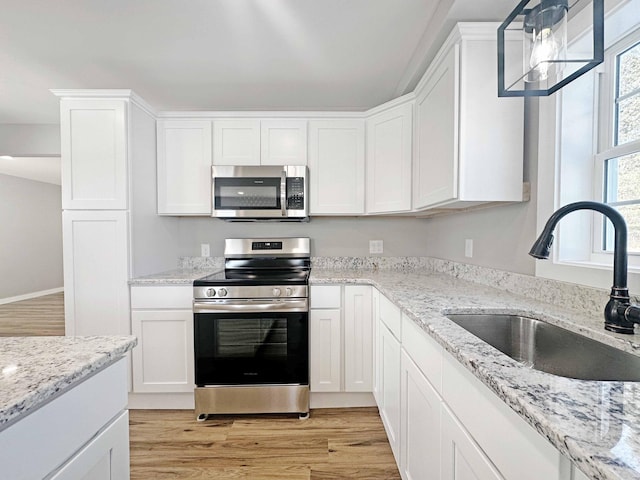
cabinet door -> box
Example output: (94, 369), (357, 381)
(157, 120), (212, 215)
(131, 310), (195, 393)
(379, 323), (401, 464)
(49, 411), (130, 480)
(310, 309), (342, 392)
(62, 210), (130, 336)
(372, 288), (381, 404)
(213, 120), (261, 165)
(400, 350), (441, 480)
(60, 99), (127, 210)
(441, 406), (504, 480)
(366, 103), (413, 213)
(413, 45), (459, 209)
(260, 120), (307, 166)
(308, 120), (365, 214)
(344, 286), (373, 392)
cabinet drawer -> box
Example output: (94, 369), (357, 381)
(442, 351), (570, 480)
(131, 285), (193, 309)
(379, 294), (401, 340)
(310, 285), (342, 309)
(401, 313), (443, 393)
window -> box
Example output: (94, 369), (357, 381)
(599, 36), (640, 252)
(535, 0), (640, 291)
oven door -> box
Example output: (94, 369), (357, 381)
(193, 300), (308, 386)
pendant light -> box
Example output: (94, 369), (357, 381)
(498, 0), (604, 97)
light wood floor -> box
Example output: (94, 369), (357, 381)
(0, 292), (65, 336)
(129, 408), (401, 480)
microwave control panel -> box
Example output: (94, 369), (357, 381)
(286, 177), (305, 209)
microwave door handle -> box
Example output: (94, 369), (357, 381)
(281, 170), (287, 216)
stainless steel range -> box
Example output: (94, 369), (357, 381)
(193, 237), (310, 420)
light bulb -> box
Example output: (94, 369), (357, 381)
(530, 27), (560, 81)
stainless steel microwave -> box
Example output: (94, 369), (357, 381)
(212, 165), (308, 221)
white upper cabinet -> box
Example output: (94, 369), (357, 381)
(308, 119), (365, 215)
(366, 102), (413, 213)
(157, 120), (212, 215)
(60, 99), (128, 210)
(260, 120), (307, 166)
(213, 120), (261, 165)
(213, 119), (308, 166)
(413, 23), (524, 211)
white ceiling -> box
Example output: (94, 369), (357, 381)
(0, 0), (517, 125)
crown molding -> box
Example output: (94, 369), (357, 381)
(49, 89), (156, 117)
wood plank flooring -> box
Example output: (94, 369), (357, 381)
(129, 408), (401, 480)
(0, 292), (65, 336)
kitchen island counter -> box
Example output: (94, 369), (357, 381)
(0, 335), (136, 479)
(0, 335), (136, 430)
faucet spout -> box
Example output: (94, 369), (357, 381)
(530, 201), (636, 334)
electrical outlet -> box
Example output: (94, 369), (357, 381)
(465, 239), (473, 258)
(201, 243), (210, 257)
(369, 240), (384, 254)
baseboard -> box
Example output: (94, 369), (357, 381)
(128, 391), (377, 410)
(128, 392), (195, 410)
(0, 287), (64, 305)
(310, 392), (376, 408)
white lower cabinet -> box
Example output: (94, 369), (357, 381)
(49, 411), (130, 480)
(369, 288), (590, 480)
(344, 285), (373, 391)
(441, 406), (503, 480)
(130, 286), (195, 393)
(400, 350), (441, 480)
(0, 359), (129, 480)
(310, 308), (342, 392)
(379, 321), (402, 463)
(310, 285), (373, 393)
(63, 210), (130, 337)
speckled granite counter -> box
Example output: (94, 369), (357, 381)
(311, 268), (640, 480)
(131, 258), (640, 479)
(0, 336), (137, 431)
(129, 268), (219, 285)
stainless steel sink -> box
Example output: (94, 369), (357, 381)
(446, 314), (640, 381)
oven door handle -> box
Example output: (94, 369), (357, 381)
(193, 299), (308, 313)
(281, 170), (287, 217)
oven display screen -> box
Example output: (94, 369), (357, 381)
(252, 241), (283, 250)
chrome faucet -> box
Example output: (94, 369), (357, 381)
(530, 201), (640, 334)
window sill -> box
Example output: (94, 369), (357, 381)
(535, 258), (640, 295)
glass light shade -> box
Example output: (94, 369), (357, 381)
(498, 0), (604, 97)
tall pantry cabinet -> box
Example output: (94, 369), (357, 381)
(53, 90), (155, 338)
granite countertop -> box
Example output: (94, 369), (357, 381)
(131, 264), (640, 479)
(310, 268), (640, 480)
(0, 336), (137, 432)
(129, 268), (219, 285)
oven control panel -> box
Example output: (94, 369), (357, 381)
(195, 285), (308, 300)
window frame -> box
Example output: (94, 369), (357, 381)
(535, 0), (640, 292)
(592, 29), (640, 260)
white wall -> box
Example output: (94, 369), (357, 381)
(0, 174), (63, 299)
(129, 103), (181, 277)
(0, 124), (60, 155)
(175, 216), (434, 258)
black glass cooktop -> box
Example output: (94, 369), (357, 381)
(194, 268), (310, 287)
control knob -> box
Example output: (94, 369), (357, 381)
(272, 288), (282, 297)
(285, 287), (293, 296)
(206, 288), (216, 297)
(217, 288), (228, 297)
